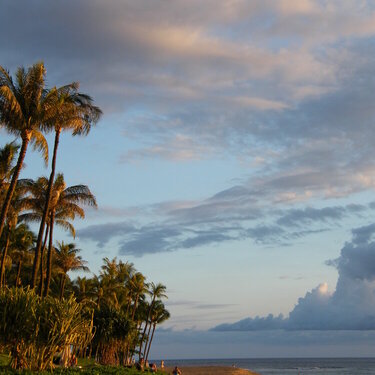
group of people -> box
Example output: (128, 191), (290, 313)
(136, 358), (182, 374)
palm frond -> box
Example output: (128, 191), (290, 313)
(30, 130), (48, 165)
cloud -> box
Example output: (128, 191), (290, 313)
(3, 1), (375, 203)
(214, 314), (286, 331)
(276, 205), (364, 227)
(212, 224), (375, 331)
(77, 221), (137, 248)
(78, 199), (372, 255)
(13, 0), (375, 259)
(121, 134), (216, 162)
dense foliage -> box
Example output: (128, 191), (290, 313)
(0, 63), (170, 371)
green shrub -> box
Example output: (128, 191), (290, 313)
(0, 287), (93, 370)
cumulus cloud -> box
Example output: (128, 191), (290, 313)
(213, 224), (375, 331)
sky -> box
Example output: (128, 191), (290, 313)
(2, 0), (375, 359)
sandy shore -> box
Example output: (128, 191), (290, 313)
(164, 366), (260, 375)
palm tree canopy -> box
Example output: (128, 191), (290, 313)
(0, 142), (19, 187)
(54, 240), (89, 275)
(0, 63), (48, 163)
(151, 301), (170, 325)
(9, 223), (35, 255)
(43, 82), (102, 135)
(19, 173), (97, 237)
(150, 282), (168, 301)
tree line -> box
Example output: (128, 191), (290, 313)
(0, 62), (170, 370)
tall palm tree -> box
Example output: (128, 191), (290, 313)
(32, 83), (101, 289)
(18, 176), (71, 294)
(0, 63), (49, 244)
(139, 282), (167, 359)
(19, 174), (96, 295)
(44, 174), (96, 297)
(54, 241), (89, 300)
(144, 301), (170, 362)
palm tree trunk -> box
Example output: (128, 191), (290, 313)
(0, 224), (11, 289)
(131, 294), (139, 321)
(44, 212), (55, 297)
(125, 297), (131, 316)
(0, 134), (30, 247)
(145, 324), (156, 362)
(38, 223), (50, 296)
(143, 319), (153, 359)
(60, 273), (67, 300)
(139, 297), (155, 359)
(15, 260), (22, 287)
(32, 128), (61, 289)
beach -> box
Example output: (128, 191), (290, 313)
(164, 366), (259, 375)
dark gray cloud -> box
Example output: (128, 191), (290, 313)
(77, 201), (372, 255)
(78, 221), (136, 247)
(212, 224), (375, 331)
(214, 314), (285, 331)
(276, 205), (366, 227)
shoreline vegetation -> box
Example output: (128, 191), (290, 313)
(0, 63), (171, 371)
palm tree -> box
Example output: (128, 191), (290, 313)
(0, 142), (20, 287)
(139, 282), (167, 359)
(8, 224), (35, 287)
(72, 276), (97, 304)
(0, 142), (19, 190)
(19, 174), (96, 296)
(129, 272), (147, 320)
(144, 301), (170, 362)
(0, 63), (49, 245)
(0, 179), (32, 287)
(18, 176), (71, 294)
(32, 83), (101, 289)
(54, 241), (89, 300)
(99, 257), (135, 310)
(44, 174), (97, 297)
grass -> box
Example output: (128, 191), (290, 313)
(0, 358), (165, 374)
(0, 368), (156, 374)
(0, 352), (167, 374)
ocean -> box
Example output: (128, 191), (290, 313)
(162, 358), (375, 374)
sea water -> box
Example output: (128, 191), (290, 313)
(162, 358), (375, 374)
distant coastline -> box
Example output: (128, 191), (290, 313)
(164, 366), (259, 375)
(161, 358), (375, 375)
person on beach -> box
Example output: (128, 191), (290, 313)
(172, 366), (182, 375)
(160, 360), (165, 369)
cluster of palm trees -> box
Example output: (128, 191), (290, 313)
(0, 62), (100, 294)
(0, 62), (170, 368)
(74, 258), (170, 365)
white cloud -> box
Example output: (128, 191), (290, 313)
(213, 224), (375, 331)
